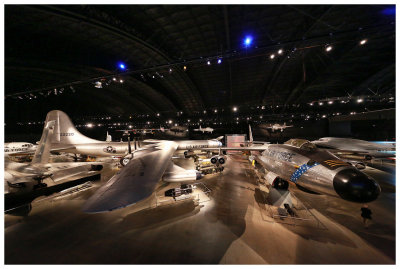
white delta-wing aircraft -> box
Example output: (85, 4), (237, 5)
(45, 110), (223, 162)
(5, 120), (103, 195)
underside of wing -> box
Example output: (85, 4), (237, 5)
(50, 144), (76, 153)
(82, 141), (178, 213)
(206, 146), (267, 151)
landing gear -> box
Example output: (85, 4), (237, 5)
(33, 182), (47, 190)
(33, 174), (51, 190)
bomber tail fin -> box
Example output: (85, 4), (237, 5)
(45, 110), (99, 145)
(249, 124), (253, 144)
(31, 120), (55, 164)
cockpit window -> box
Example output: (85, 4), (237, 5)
(307, 160), (316, 166)
(284, 139), (316, 151)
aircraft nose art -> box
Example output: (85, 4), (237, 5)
(333, 169), (381, 203)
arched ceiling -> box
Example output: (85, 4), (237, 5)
(5, 5), (395, 122)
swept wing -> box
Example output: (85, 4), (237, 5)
(82, 141), (178, 213)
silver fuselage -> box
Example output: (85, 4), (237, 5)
(256, 144), (379, 201)
(52, 139), (222, 157)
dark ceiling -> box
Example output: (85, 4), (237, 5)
(5, 5), (396, 122)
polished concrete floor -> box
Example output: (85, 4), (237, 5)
(4, 155), (395, 264)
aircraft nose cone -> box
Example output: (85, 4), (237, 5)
(333, 169), (381, 203)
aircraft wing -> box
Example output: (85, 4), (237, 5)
(142, 139), (164, 144)
(206, 146), (267, 151)
(50, 144), (76, 152)
(82, 141), (178, 213)
(327, 149), (395, 159)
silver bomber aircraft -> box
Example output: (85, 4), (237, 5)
(210, 138), (381, 203)
(45, 110), (222, 158)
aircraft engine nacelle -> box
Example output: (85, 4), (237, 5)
(210, 155), (226, 165)
(265, 171), (289, 190)
(162, 170), (203, 182)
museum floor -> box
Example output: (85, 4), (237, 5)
(4, 155), (395, 264)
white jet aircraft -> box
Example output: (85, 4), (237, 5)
(193, 125), (214, 133)
(5, 142), (37, 159)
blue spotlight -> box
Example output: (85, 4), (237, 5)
(244, 36), (253, 47)
(118, 63), (126, 70)
(217, 59), (222, 64)
(382, 6), (395, 16)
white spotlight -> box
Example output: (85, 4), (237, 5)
(207, 61), (211, 65)
(328, 101), (333, 104)
(278, 49), (283, 54)
(233, 106), (238, 112)
(325, 45), (332, 52)
(319, 102), (323, 106)
(113, 77), (116, 81)
(357, 98), (363, 103)
(270, 54), (275, 59)
(120, 79), (123, 83)
(360, 39), (367, 45)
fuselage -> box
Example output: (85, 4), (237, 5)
(312, 137), (396, 158)
(256, 142), (381, 202)
(4, 142), (36, 156)
(52, 139), (222, 157)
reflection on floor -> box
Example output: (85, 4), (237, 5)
(4, 155), (395, 264)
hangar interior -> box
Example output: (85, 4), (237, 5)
(4, 5), (396, 264)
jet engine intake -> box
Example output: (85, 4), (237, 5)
(265, 171), (289, 190)
(210, 155), (226, 165)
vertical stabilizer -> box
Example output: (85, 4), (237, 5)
(249, 124), (253, 144)
(106, 131), (112, 142)
(45, 110), (99, 145)
(31, 120), (55, 164)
